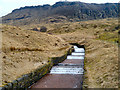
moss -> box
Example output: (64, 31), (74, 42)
(12, 80), (18, 88)
(97, 32), (118, 43)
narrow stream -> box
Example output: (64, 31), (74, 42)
(31, 46), (85, 88)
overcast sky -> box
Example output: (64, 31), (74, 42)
(0, 0), (119, 17)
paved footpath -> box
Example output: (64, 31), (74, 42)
(30, 46), (85, 89)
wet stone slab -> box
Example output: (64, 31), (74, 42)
(57, 63), (84, 66)
(74, 48), (85, 53)
(57, 63), (84, 68)
(31, 74), (83, 88)
(30, 46), (85, 89)
(62, 59), (84, 65)
(50, 66), (84, 74)
(72, 52), (85, 56)
(67, 55), (84, 60)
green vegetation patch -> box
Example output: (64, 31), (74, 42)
(97, 32), (118, 43)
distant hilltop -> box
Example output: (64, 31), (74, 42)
(2, 1), (118, 26)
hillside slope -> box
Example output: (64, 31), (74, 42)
(2, 1), (118, 26)
(44, 18), (118, 88)
(1, 16), (119, 88)
(1, 25), (70, 84)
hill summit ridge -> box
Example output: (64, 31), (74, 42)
(2, 1), (118, 26)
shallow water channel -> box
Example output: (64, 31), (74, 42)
(31, 46), (85, 88)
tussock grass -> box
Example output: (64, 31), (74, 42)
(47, 18), (118, 88)
(2, 24), (70, 83)
(10, 47), (43, 52)
(57, 46), (70, 51)
(2, 18), (118, 88)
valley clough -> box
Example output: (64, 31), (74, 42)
(1, 1), (119, 88)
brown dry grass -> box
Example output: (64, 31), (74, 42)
(56, 32), (118, 88)
(1, 25), (71, 84)
(42, 18), (118, 88)
(81, 39), (118, 88)
(1, 18), (119, 88)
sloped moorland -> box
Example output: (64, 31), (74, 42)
(47, 18), (119, 88)
(1, 24), (71, 85)
(1, 1), (119, 88)
(1, 18), (119, 88)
